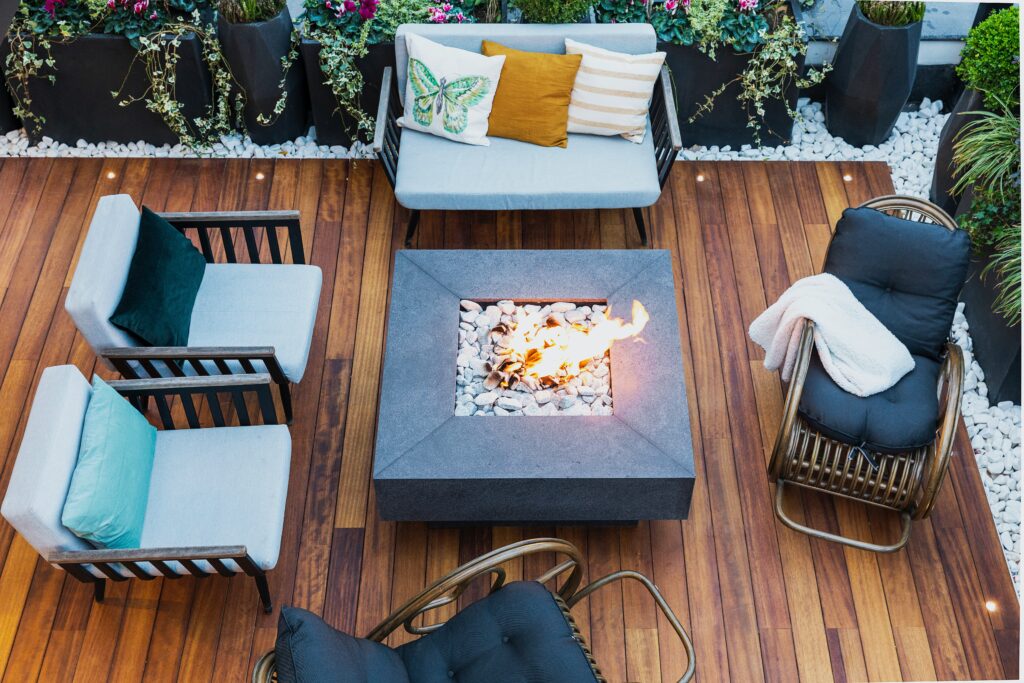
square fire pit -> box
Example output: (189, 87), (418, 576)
(373, 250), (695, 522)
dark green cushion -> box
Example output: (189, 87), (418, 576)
(109, 207), (206, 347)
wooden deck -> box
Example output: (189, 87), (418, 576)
(0, 157), (1017, 682)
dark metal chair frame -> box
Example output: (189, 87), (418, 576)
(372, 65), (683, 248)
(51, 373), (282, 612)
(252, 537), (696, 683)
(99, 210), (306, 423)
(769, 195), (965, 553)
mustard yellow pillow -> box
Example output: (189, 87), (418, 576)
(481, 41), (582, 148)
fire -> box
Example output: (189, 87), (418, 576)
(486, 300), (649, 390)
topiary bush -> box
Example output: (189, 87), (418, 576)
(512, 0), (591, 23)
(956, 6), (1020, 110)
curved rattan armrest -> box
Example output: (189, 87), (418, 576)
(915, 342), (964, 518)
(768, 319), (815, 480)
(567, 570), (695, 683)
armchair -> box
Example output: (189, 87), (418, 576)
(253, 538), (695, 683)
(769, 196), (969, 552)
(65, 194), (323, 423)
(1, 365), (291, 611)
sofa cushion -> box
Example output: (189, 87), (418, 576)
(395, 24), (657, 102)
(187, 263), (322, 383)
(275, 607), (409, 683)
(824, 207), (971, 361)
(139, 424), (291, 572)
(395, 128), (660, 210)
(61, 375), (157, 549)
(109, 207), (207, 347)
(799, 351), (942, 453)
(1, 366), (95, 557)
(397, 581), (599, 683)
(65, 194), (143, 354)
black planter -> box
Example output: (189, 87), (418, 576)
(219, 8), (309, 144)
(929, 88), (985, 216)
(6, 32), (212, 145)
(824, 5), (922, 146)
(664, 0), (804, 148)
(959, 247), (1022, 404)
(301, 39), (394, 147)
(0, 81), (17, 135)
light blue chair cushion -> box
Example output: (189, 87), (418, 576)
(61, 375), (156, 549)
(395, 127), (661, 211)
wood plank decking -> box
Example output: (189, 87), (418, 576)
(0, 158), (1017, 682)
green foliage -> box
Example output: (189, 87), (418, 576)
(983, 220), (1021, 325)
(957, 6), (1020, 110)
(856, 1), (925, 27)
(952, 102), (1021, 200)
(219, 0), (283, 22)
(512, 0), (591, 24)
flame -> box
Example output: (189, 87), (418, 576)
(496, 300), (649, 385)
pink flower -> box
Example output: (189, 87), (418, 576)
(344, 0), (356, 11)
(149, 10), (156, 18)
(106, 0), (115, 7)
(738, 0), (757, 10)
(665, 0), (676, 9)
(43, 0), (65, 18)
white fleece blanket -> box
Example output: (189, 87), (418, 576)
(749, 273), (914, 397)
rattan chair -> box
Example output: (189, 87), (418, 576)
(253, 538), (695, 683)
(769, 195), (966, 553)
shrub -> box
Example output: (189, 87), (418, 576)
(856, 1), (925, 27)
(219, 0), (284, 22)
(957, 6), (1020, 110)
(512, 0), (591, 23)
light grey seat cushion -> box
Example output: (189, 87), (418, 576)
(188, 263), (322, 383)
(141, 424), (291, 572)
(395, 128), (660, 211)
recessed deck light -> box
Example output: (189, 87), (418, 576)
(696, 174), (705, 182)
(255, 172), (266, 181)
(985, 600), (998, 612)
(105, 171), (116, 180)
(842, 174), (853, 182)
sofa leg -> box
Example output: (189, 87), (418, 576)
(254, 575), (272, 613)
(279, 383), (294, 425)
(405, 210), (421, 247)
(632, 207), (649, 247)
(93, 580), (106, 603)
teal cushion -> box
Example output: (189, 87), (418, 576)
(61, 376), (157, 549)
(109, 207), (206, 347)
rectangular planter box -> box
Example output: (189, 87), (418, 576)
(7, 32), (212, 145)
(960, 248), (1021, 404)
(301, 38), (394, 147)
(665, 0), (805, 148)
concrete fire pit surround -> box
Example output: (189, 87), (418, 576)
(373, 249), (695, 523)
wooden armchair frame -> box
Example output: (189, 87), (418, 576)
(253, 537), (695, 683)
(768, 195), (965, 553)
(51, 374), (281, 612)
(372, 65), (682, 248)
(99, 210), (305, 423)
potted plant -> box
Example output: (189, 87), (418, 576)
(3, 0), (236, 147)
(931, 6), (1019, 215)
(953, 102), (1021, 403)
(218, 0), (310, 144)
(596, 0), (828, 148)
(824, 1), (924, 146)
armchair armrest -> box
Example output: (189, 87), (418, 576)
(651, 65), (682, 189)
(768, 319), (814, 480)
(916, 342), (964, 518)
(48, 545), (264, 581)
(373, 66), (403, 190)
(158, 210), (306, 265)
(100, 345), (288, 384)
(107, 372), (280, 428)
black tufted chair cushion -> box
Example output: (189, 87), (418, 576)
(797, 207), (970, 453)
(397, 581), (599, 683)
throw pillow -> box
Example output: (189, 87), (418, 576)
(61, 375), (157, 549)
(399, 33), (506, 146)
(564, 38), (666, 144)
(481, 41), (582, 148)
(109, 207), (206, 347)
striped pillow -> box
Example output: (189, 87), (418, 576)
(565, 38), (666, 144)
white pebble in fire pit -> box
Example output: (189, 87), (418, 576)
(454, 299), (621, 417)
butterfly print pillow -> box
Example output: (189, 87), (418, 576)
(399, 33), (506, 146)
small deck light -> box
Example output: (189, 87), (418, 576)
(255, 172), (266, 181)
(842, 174), (853, 182)
(105, 171), (116, 180)
(696, 174), (706, 183)
(985, 600), (998, 612)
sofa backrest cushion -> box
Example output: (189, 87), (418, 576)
(1, 365), (94, 557)
(65, 194), (143, 354)
(394, 23), (656, 105)
(824, 207), (971, 362)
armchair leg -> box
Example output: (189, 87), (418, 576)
(254, 575), (272, 614)
(93, 580), (106, 603)
(279, 383), (294, 425)
(405, 210), (421, 247)
(632, 207), (649, 247)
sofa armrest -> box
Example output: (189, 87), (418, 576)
(100, 345), (288, 383)
(158, 210), (306, 265)
(373, 66), (403, 190)
(48, 545), (264, 581)
(651, 66), (682, 189)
